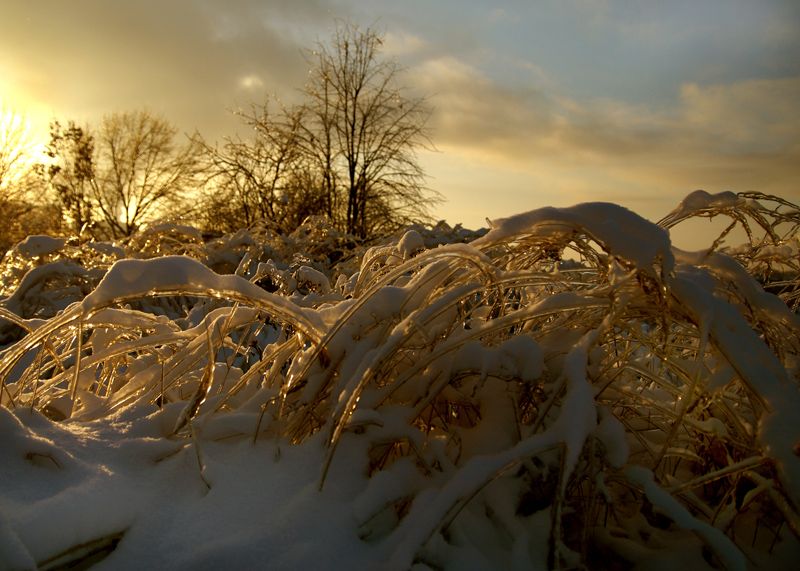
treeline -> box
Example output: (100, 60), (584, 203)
(0, 21), (438, 252)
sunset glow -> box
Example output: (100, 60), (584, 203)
(1, 0), (798, 248)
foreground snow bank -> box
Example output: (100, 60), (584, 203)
(1, 194), (800, 570)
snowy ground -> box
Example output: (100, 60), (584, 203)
(1, 406), (378, 570)
(1, 192), (800, 570)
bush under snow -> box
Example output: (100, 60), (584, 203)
(1, 192), (800, 570)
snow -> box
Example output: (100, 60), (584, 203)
(626, 466), (746, 571)
(593, 408), (629, 469)
(660, 190), (746, 227)
(294, 265), (331, 294)
(2, 262), (92, 316)
(7, 235), (67, 260)
(397, 230), (424, 260)
(475, 202), (675, 276)
(0, 406), (373, 570)
(670, 271), (800, 507)
(1, 192), (799, 570)
(80, 255), (326, 343)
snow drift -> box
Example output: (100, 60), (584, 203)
(1, 192), (799, 570)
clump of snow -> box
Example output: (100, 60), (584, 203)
(397, 229), (425, 260)
(294, 265), (331, 294)
(475, 202), (675, 276)
(7, 235), (67, 260)
(661, 190), (745, 225)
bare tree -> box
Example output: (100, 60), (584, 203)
(196, 100), (319, 234)
(0, 103), (56, 250)
(301, 20), (437, 237)
(44, 110), (203, 239)
(93, 110), (202, 237)
(43, 120), (96, 237)
(0, 104), (34, 197)
(204, 20), (438, 238)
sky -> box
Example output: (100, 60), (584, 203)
(1, 0), (799, 249)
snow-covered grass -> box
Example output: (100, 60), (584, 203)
(1, 192), (799, 570)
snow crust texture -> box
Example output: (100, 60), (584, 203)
(1, 194), (800, 570)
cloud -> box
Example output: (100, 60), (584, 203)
(678, 78), (800, 151)
(238, 75), (266, 91)
(0, 0), (334, 139)
(382, 30), (427, 56)
(414, 57), (667, 169)
(412, 57), (559, 157)
(488, 8), (507, 23)
(413, 52), (799, 232)
(416, 54), (799, 182)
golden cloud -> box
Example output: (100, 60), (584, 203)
(416, 57), (799, 200)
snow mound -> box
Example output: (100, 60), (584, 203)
(1, 191), (800, 570)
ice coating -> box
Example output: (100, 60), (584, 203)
(80, 256), (325, 341)
(1, 190), (799, 569)
(670, 272), (800, 505)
